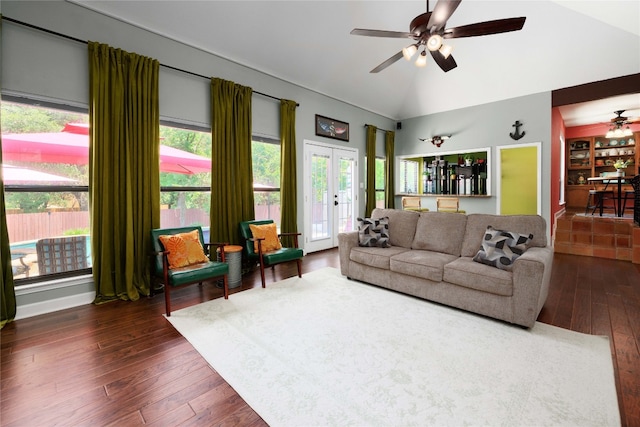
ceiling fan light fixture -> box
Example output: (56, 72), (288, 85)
(606, 129), (615, 139)
(415, 50), (428, 67)
(439, 43), (453, 59)
(402, 44), (418, 61)
(624, 127), (633, 136)
(426, 34), (443, 51)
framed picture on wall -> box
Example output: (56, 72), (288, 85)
(315, 115), (349, 142)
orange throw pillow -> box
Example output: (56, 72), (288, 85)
(249, 223), (282, 253)
(158, 230), (209, 269)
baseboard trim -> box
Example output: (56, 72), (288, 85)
(15, 291), (95, 320)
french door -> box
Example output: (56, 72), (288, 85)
(303, 141), (358, 253)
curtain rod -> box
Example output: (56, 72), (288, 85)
(2, 16), (298, 106)
(365, 124), (393, 133)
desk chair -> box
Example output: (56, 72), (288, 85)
(401, 196), (428, 212)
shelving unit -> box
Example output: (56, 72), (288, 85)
(565, 133), (638, 209)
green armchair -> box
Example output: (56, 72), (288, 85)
(239, 220), (303, 287)
(150, 226), (229, 316)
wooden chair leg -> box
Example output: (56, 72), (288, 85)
(165, 285), (172, 317)
(259, 263), (266, 288)
(222, 275), (229, 299)
(296, 259), (302, 278)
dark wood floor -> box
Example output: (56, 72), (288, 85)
(1, 249), (639, 426)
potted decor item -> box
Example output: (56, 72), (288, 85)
(614, 159), (630, 176)
(464, 154), (473, 166)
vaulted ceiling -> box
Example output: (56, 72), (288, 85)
(73, 1), (640, 123)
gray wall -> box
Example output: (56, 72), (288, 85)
(395, 92), (552, 222)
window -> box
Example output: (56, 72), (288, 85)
(375, 157), (386, 209)
(252, 136), (281, 227)
(2, 99), (282, 283)
(158, 123), (212, 233)
(2, 100), (90, 283)
(399, 159), (420, 194)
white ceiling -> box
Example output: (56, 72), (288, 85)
(73, 0), (640, 124)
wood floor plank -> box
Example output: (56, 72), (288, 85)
(1, 247), (639, 426)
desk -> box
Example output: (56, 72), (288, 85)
(587, 175), (633, 217)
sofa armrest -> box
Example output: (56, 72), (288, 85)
(511, 246), (554, 327)
(338, 232), (359, 277)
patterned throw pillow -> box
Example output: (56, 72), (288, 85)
(249, 223), (283, 253)
(472, 226), (533, 271)
(158, 230), (209, 269)
(357, 217), (390, 248)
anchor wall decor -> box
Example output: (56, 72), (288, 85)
(510, 120), (526, 140)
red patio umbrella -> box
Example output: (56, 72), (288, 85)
(2, 164), (78, 185)
(2, 123), (211, 174)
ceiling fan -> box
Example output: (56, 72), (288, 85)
(605, 110), (639, 138)
(351, 0), (526, 73)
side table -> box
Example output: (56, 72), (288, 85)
(217, 245), (243, 288)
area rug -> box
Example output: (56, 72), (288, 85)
(166, 267), (620, 426)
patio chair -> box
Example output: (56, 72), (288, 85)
(36, 236), (89, 274)
(150, 226), (229, 316)
(239, 220), (303, 288)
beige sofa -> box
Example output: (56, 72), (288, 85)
(338, 208), (554, 328)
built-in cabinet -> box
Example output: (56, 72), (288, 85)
(565, 133), (638, 209)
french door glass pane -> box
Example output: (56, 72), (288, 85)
(311, 153), (330, 240)
(337, 156), (355, 233)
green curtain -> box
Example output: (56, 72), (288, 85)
(365, 125), (377, 217)
(280, 99), (298, 247)
(1, 16), (17, 328)
(385, 130), (395, 209)
(210, 78), (254, 244)
(88, 42), (160, 303)
(0, 146), (16, 328)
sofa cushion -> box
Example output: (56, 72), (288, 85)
(473, 226), (533, 271)
(357, 217), (390, 247)
(411, 212), (467, 256)
(390, 250), (459, 282)
(350, 246), (409, 270)
(443, 257), (513, 296)
(371, 208), (419, 248)
(461, 214), (547, 257)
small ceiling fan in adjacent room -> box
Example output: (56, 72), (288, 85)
(351, 0), (526, 73)
(605, 110), (639, 139)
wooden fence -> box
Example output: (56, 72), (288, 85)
(7, 205), (281, 243)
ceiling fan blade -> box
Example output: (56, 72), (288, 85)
(430, 50), (457, 72)
(444, 17), (526, 39)
(370, 51), (404, 73)
(351, 28), (413, 39)
(427, 0), (462, 31)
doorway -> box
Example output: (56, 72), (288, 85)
(497, 142), (541, 215)
(303, 141), (358, 253)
